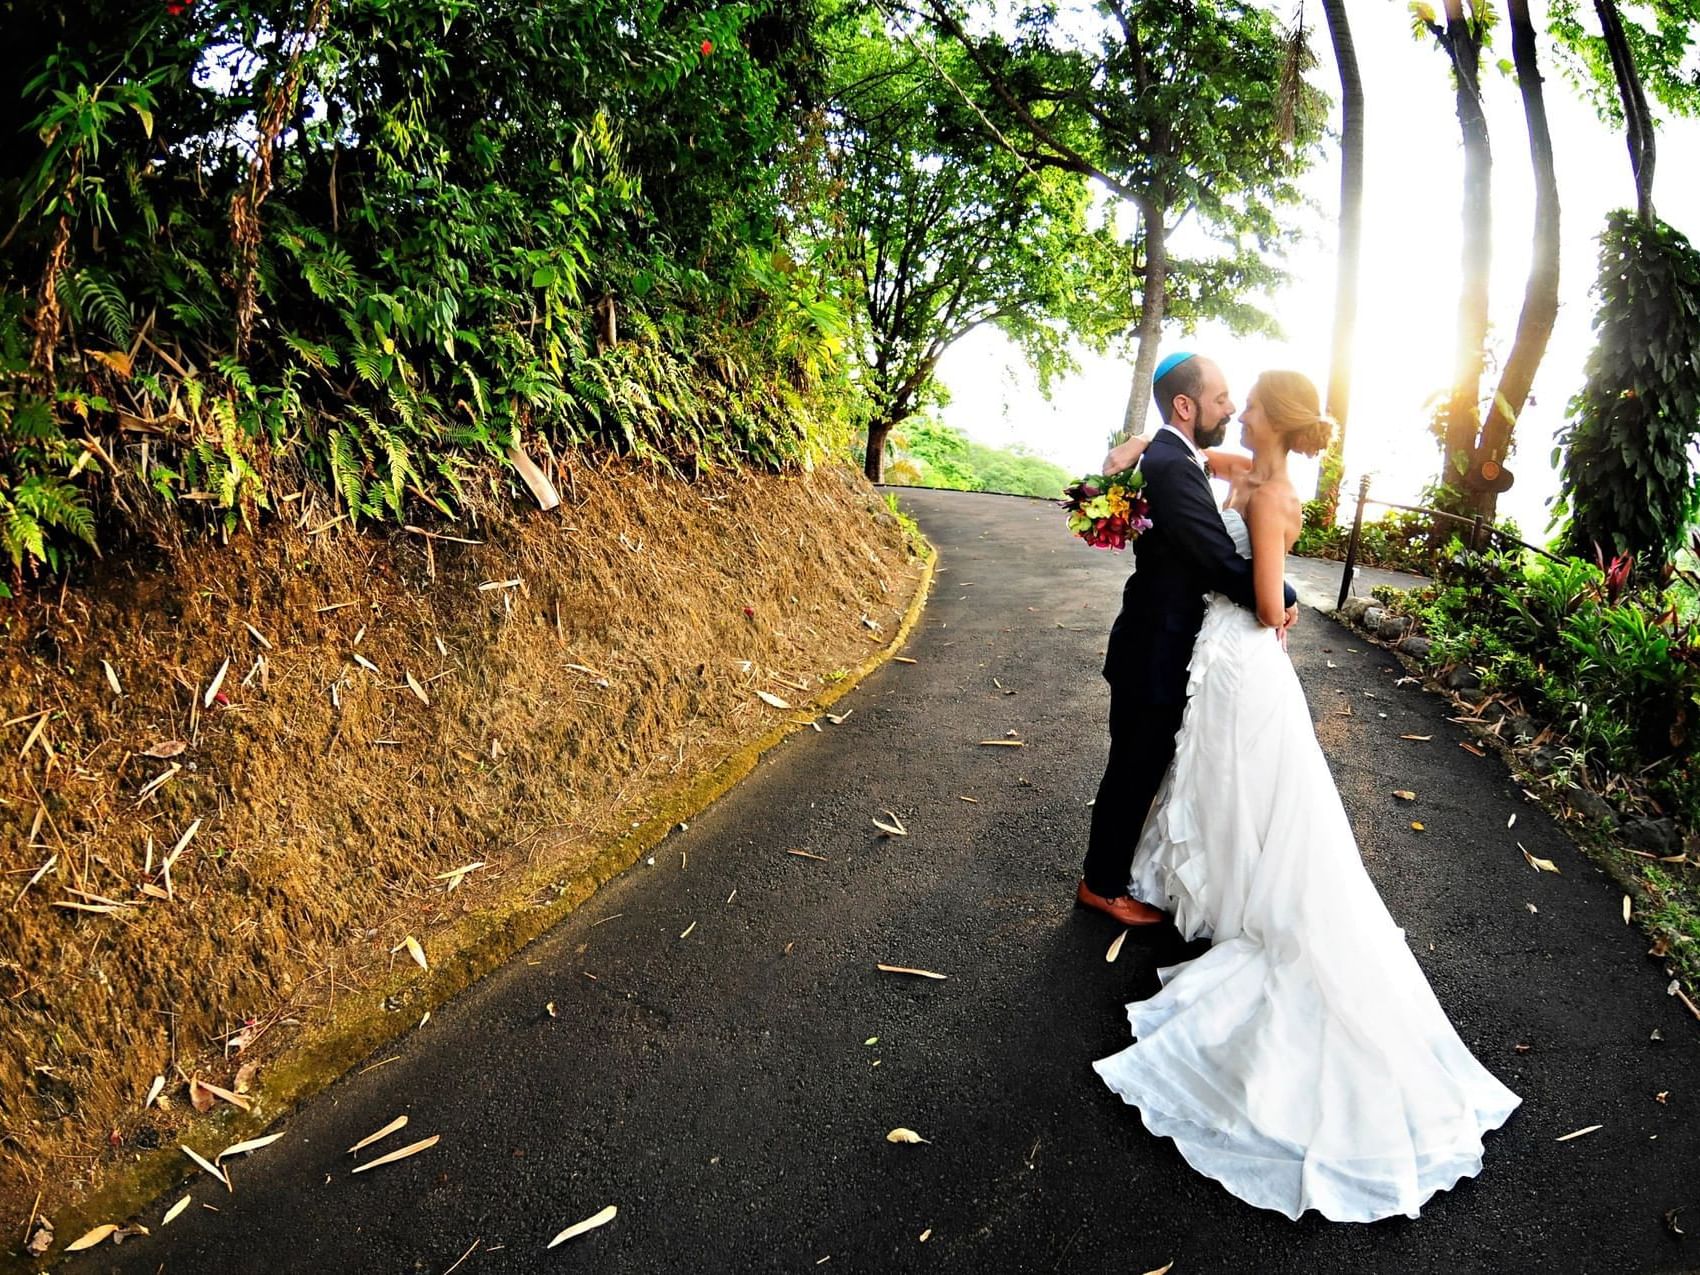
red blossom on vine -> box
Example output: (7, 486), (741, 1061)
(701, 39), (714, 55)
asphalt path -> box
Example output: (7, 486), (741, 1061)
(85, 489), (1699, 1274)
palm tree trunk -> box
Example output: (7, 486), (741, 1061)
(1314, 0), (1363, 519)
(1117, 196), (1168, 442)
(1439, 0), (1492, 498)
(1595, 0), (1657, 223)
(1474, 0), (1561, 519)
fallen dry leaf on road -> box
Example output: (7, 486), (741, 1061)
(1411, 822), (1425, 831)
(919, 1229), (932, 1242)
(1520, 844), (1561, 874)
(182, 1144), (231, 1190)
(1666, 1209), (1685, 1237)
(1555, 1124), (1602, 1142)
(886, 1128), (930, 1144)
(351, 1133), (440, 1173)
(1459, 741), (1485, 757)
(872, 812), (908, 837)
(1392, 790), (1416, 801)
(1399, 734), (1432, 742)
(1507, 813), (1517, 828)
(218, 1133), (282, 1161)
(787, 848), (829, 861)
(1141, 1264), (1175, 1275)
(679, 921), (697, 939)
(756, 690), (792, 709)
(877, 964), (947, 980)
(826, 710), (853, 725)
(1106, 930), (1129, 963)
(349, 1115), (408, 1155)
(65, 1224), (120, 1252)
(547, 1204), (617, 1248)
(161, 1196), (191, 1226)
(1656, 1091), (1669, 1104)
(978, 739), (1025, 747)
(1624, 895), (1632, 924)
(893, 656), (918, 665)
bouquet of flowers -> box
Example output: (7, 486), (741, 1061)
(1062, 468), (1151, 550)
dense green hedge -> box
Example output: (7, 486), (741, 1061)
(0, 0), (846, 584)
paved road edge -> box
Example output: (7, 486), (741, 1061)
(20, 543), (938, 1272)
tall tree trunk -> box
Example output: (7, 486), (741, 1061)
(1117, 196), (1168, 443)
(1473, 0), (1561, 520)
(1314, 0), (1364, 520)
(1595, 0), (1657, 223)
(864, 418), (895, 482)
(1439, 1), (1492, 499)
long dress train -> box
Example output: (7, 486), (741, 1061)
(1093, 509), (1519, 1223)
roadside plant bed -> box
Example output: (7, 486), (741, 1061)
(1335, 544), (1700, 996)
(1294, 501), (1447, 577)
(0, 458), (922, 1250)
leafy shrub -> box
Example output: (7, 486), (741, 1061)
(1554, 212), (1700, 565)
(0, 0), (847, 584)
(1383, 545), (1700, 826)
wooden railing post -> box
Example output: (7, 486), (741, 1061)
(1337, 474), (1371, 611)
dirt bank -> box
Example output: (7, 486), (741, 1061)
(0, 457), (921, 1248)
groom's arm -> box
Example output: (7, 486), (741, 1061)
(1144, 455), (1296, 615)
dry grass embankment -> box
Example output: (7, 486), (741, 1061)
(0, 458), (920, 1252)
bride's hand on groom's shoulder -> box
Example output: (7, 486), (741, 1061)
(1102, 435), (1147, 475)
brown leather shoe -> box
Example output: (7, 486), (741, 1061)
(1075, 880), (1167, 926)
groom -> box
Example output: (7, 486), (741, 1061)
(1076, 352), (1297, 926)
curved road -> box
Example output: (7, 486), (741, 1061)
(86, 489), (1698, 1274)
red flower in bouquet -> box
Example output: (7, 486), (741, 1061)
(1062, 469), (1151, 551)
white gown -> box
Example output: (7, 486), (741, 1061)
(1093, 508), (1520, 1223)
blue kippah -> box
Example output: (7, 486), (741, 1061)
(1153, 351), (1196, 381)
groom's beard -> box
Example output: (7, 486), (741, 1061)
(1196, 415), (1230, 448)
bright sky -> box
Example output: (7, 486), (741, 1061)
(934, 1), (1700, 539)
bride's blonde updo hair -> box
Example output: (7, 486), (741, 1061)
(1252, 370), (1336, 457)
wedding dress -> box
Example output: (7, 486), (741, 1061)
(1093, 508), (1520, 1223)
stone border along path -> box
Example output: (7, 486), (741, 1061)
(74, 488), (1697, 1275)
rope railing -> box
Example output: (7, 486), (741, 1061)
(1335, 475), (1565, 610)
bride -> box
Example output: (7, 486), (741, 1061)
(1091, 370), (1520, 1223)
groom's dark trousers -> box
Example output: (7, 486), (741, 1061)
(1081, 429), (1295, 899)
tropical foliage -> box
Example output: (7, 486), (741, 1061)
(0, 0), (850, 586)
(912, 0), (1328, 439)
(821, 14), (1103, 480)
(1383, 542), (1700, 829)
(884, 420), (1073, 498)
(1553, 213), (1700, 565)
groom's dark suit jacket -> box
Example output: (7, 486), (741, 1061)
(1102, 428), (1296, 703)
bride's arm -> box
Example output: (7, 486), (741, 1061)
(1101, 434), (1149, 475)
(1200, 448), (1252, 477)
(1246, 490), (1293, 628)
